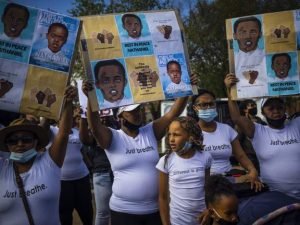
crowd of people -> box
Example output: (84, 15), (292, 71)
(0, 75), (300, 225)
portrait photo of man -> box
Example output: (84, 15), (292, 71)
(271, 53), (291, 80)
(122, 14), (142, 39)
(165, 60), (191, 96)
(94, 59), (132, 109)
(0, 3), (31, 44)
(30, 22), (70, 71)
(232, 16), (267, 89)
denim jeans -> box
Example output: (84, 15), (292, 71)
(93, 171), (113, 225)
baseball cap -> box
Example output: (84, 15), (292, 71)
(117, 104), (141, 117)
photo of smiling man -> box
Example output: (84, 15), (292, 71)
(93, 59), (133, 109)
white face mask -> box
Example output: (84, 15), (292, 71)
(10, 148), (37, 163)
(197, 108), (218, 122)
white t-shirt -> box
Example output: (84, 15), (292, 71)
(165, 81), (192, 95)
(51, 127), (89, 180)
(156, 150), (212, 225)
(32, 48), (69, 66)
(252, 117), (300, 199)
(105, 123), (159, 214)
(0, 151), (61, 225)
(202, 122), (237, 174)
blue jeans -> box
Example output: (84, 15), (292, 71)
(93, 171), (113, 225)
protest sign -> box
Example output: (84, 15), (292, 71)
(0, 1), (81, 119)
(226, 10), (300, 99)
(80, 10), (195, 111)
(77, 79), (113, 117)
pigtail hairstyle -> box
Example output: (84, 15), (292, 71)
(164, 116), (204, 168)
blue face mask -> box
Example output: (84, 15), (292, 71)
(176, 141), (192, 156)
(10, 148), (37, 163)
(197, 108), (218, 122)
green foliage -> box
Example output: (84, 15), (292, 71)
(69, 0), (300, 97)
(185, 0), (300, 97)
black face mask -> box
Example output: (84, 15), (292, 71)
(248, 107), (257, 116)
(266, 115), (286, 129)
(123, 119), (142, 131)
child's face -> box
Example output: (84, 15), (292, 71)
(47, 26), (68, 53)
(123, 16), (142, 38)
(168, 121), (189, 152)
(234, 20), (260, 53)
(96, 64), (126, 103)
(210, 195), (239, 224)
(272, 55), (291, 79)
(167, 63), (182, 84)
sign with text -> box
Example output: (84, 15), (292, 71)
(0, 1), (81, 119)
(226, 9), (300, 99)
(80, 10), (195, 111)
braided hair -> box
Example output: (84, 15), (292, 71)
(205, 175), (235, 207)
(164, 116), (204, 168)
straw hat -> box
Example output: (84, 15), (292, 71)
(0, 118), (49, 152)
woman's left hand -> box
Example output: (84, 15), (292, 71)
(247, 170), (263, 192)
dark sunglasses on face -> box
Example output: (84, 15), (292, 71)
(6, 136), (35, 146)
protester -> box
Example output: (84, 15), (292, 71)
(189, 89), (261, 189)
(52, 108), (93, 225)
(81, 115), (118, 225)
(237, 99), (266, 173)
(224, 73), (300, 200)
(203, 175), (239, 225)
(156, 116), (212, 225)
(0, 86), (76, 225)
(82, 75), (196, 225)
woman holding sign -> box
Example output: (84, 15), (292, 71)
(82, 75), (196, 225)
(224, 73), (300, 200)
(0, 86), (77, 225)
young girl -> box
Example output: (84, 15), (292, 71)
(156, 116), (212, 225)
(204, 175), (239, 225)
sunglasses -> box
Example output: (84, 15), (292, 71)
(6, 136), (35, 146)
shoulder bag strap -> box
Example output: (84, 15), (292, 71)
(13, 163), (35, 225)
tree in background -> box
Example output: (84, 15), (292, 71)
(69, 0), (300, 98)
(185, 0), (300, 97)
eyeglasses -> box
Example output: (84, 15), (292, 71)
(194, 102), (216, 109)
(6, 136), (35, 146)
